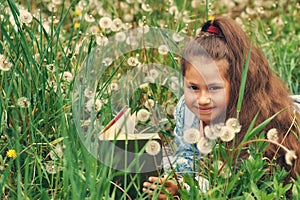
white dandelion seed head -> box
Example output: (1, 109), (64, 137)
(144, 99), (155, 110)
(19, 9), (33, 24)
(197, 137), (213, 154)
(285, 150), (297, 166)
(17, 97), (30, 108)
(204, 125), (219, 140)
(85, 98), (102, 112)
(158, 45), (169, 55)
(123, 14), (134, 22)
(141, 3), (152, 12)
(111, 18), (123, 32)
(211, 123), (224, 135)
(60, 71), (73, 82)
(136, 109), (150, 122)
(145, 140), (161, 156)
(225, 118), (241, 133)
(168, 5), (179, 17)
(115, 31), (126, 42)
(109, 82), (119, 91)
(0, 54), (13, 71)
(102, 57), (113, 67)
(149, 68), (159, 79)
(84, 88), (95, 99)
(127, 56), (139, 67)
(47, 2), (58, 12)
(219, 126), (235, 142)
(139, 83), (149, 89)
(49, 144), (64, 160)
(89, 25), (100, 35)
(96, 35), (109, 46)
(183, 128), (201, 144)
(84, 13), (95, 23)
(267, 128), (279, 142)
(99, 16), (112, 29)
(172, 32), (184, 42)
(137, 24), (150, 34)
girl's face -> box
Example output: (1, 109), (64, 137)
(183, 58), (230, 124)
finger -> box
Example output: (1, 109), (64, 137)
(148, 176), (166, 184)
(143, 181), (158, 191)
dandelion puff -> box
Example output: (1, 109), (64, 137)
(85, 98), (102, 112)
(0, 54), (13, 71)
(102, 57), (113, 67)
(267, 128), (279, 142)
(127, 57), (139, 67)
(197, 137), (213, 154)
(19, 9), (33, 24)
(144, 99), (155, 109)
(99, 16), (112, 29)
(84, 88), (95, 98)
(115, 31), (126, 42)
(137, 109), (150, 122)
(45, 161), (60, 174)
(60, 71), (73, 82)
(84, 13), (95, 23)
(285, 150), (297, 166)
(183, 128), (201, 144)
(149, 68), (159, 79)
(17, 97), (30, 108)
(96, 35), (109, 46)
(145, 140), (161, 156)
(219, 126), (235, 142)
(158, 45), (169, 55)
(225, 118), (241, 133)
(139, 83), (149, 89)
(109, 82), (119, 91)
(172, 32), (184, 42)
(111, 18), (123, 32)
(49, 144), (63, 160)
(204, 125), (219, 140)
(211, 123), (224, 136)
(141, 3), (152, 12)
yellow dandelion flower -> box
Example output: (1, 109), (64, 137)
(74, 10), (82, 16)
(208, 16), (215, 21)
(7, 149), (17, 159)
(74, 23), (80, 29)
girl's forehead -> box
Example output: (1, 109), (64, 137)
(186, 57), (229, 78)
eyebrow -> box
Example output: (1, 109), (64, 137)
(185, 80), (224, 86)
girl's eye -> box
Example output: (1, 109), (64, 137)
(209, 86), (222, 91)
(188, 85), (199, 90)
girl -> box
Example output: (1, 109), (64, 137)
(143, 16), (300, 199)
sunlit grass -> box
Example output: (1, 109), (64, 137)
(0, 0), (299, 199)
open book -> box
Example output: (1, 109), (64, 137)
(98, 105), (160, 140)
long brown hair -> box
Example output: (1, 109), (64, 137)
(181, 17), (300, 180)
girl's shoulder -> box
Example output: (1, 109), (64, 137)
(174, 96), (199, 132)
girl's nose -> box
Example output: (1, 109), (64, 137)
(197, 91), (211, 105)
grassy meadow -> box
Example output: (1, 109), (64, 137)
(0, 0), (299, 199)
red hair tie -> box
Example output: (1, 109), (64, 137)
(206, 25), (221, 35)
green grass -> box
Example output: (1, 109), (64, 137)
(0, 0), (299, 199)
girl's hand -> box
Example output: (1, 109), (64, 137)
(142, 176), (179, 200)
